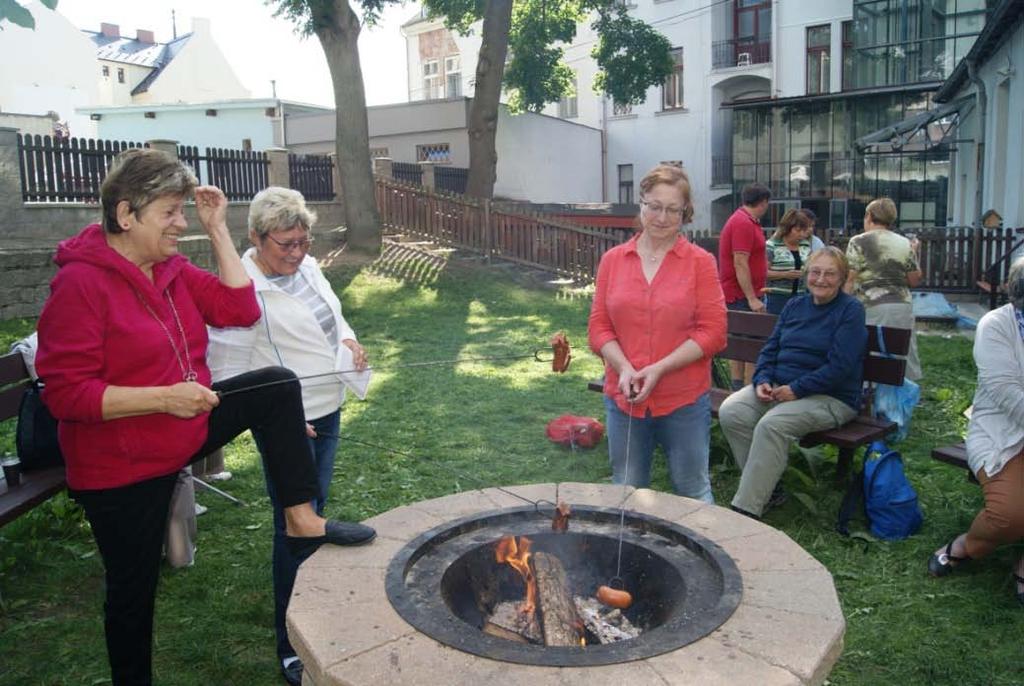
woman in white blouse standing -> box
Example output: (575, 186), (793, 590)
(207, 187), (372, 685)
(928, 256), (1024, 608)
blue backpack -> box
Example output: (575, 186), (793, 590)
(837, 441), (923, 540)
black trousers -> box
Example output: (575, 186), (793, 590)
(71, 367), (319, 686)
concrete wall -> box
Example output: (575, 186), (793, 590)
(947, 23), (1024, 228)
(137, 18), (250, 105)
(97, 60), (154, 107)
(0, 2), (100, 138)
(0, 112), (62, 139)
(495, 109), (602, 202)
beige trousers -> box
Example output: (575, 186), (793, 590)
(720, 385), (856, 516)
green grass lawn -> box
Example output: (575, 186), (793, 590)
(0, 249), (1021, 685)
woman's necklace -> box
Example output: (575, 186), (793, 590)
(136, 289), (198, 382)
(639, 237), (670, 263)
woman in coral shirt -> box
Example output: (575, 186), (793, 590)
(588, 164), (727, 501)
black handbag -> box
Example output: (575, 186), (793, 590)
(15, 381), (64, 471)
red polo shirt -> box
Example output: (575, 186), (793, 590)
(718, 207), (767, 304)
(588, 234), (727, 418)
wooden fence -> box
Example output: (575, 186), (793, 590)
(288, 154), (334, 201)
(17, 134), (145, 202)
(16, 134), (270, 203)
(375, 175), (1023, 289)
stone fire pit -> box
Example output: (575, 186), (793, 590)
(289, 483), (845, 685)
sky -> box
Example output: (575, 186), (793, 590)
(53, 0), (417, 107)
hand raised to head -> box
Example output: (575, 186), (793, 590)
(194, 186), (228, 236)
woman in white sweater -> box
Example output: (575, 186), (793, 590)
(928, 256), (1024, 607)
(207, 187), (372, 685)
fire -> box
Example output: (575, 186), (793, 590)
(495, 535), (536, 616)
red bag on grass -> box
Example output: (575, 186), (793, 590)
(545, 415), (604, 449)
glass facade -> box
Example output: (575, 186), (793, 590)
(851, 0), (992, 88)
(731, 91), (952, 230)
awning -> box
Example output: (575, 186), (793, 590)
(854, 96), (974, 153)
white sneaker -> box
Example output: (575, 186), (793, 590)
(194, 503), (209, 516)
(207, 471), (233, 482)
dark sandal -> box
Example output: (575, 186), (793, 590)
(1013, 573), (1024, 608)
(928, 540), (970, 577)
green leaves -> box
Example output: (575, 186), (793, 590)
(590, 7), (673, 107)
(0, 0), (39, 30)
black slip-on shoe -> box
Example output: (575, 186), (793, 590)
(928, 539), (970, 577)
(285, 520), (377, 558)
(281, 658), (302, 686)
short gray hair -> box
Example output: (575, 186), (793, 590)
(248, 187), (317, 237)
(1008, 256), (1024, 311)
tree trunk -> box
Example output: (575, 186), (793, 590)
(466, 0), (513, 199)
(315, 0), (382, 256)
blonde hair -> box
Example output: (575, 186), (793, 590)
(638, 164), (694, 225)
(248, 186), (318, 237)
(865, 197), (898, 228)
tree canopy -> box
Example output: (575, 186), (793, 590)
(0, 0), (58, 30)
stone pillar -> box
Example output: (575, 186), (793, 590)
(419, 161), (436, 190)
(328, 152), (343, 200)
(0, 127), (22, 209)
(146, 138), (179, 158)
(265, 147), (290, 189)
(373, 157), (393, 179)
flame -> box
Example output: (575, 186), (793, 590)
(495, 535), (536, 616)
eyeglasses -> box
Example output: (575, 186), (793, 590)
(265, 234), (314, 252)
(807, 268), (840, 280)
(640, 201), (684, 218)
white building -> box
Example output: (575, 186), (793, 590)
(935, 0), (1024, 228)
(399, 1), (857, 230)
(0, 2), (100, 137)
(284, 98), (603, 203)
(79, 99), (332, 153)
(0, 5), (251, 140)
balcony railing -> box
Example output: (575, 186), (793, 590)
(712, 39), (771, 70)
(712, 156), (733, 187)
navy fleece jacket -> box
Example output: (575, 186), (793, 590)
(752, 291), (867, 409)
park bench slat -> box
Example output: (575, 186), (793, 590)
(0, 351), (67, 527)
(931, 442), (978, 484)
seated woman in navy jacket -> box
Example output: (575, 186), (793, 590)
(719, 247), (867, 518)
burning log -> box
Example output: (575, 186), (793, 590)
(574, 596), (641, 644)
(485, 601), (541, 643)
(533, 551), (584, 646)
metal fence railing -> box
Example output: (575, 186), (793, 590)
(288, 154), (334, 201)
(391, 161), (423, 186)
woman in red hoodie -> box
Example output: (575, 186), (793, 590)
(35, 149), (374, 686)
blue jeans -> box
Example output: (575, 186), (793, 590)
(253, 408), (340, 661)
(603, 394), (713, 502)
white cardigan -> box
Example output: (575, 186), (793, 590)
(207, 249), (357, 420)
(967, 304), (1024, 477)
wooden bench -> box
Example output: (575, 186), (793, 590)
(589, 310), (911, 482)
(0, 351), (66, 527)
(931, 442), (978, 483)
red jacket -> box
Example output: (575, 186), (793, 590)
(588, 234), (727, 418)
(36, 225), (260, 490)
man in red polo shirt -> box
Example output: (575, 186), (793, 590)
(719, 184), (771, 390)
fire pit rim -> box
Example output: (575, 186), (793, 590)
(385, 504), (743, 667)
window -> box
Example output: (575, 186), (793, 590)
(422, 60), (440, 100)
(662, 48), (684, 110)
(102, 65), (110, 77)
(612, 101), (633, 116)
(806, 25), (831, 95)
(445, 56), (461, 98)
(117, 68), (125, 84)
(416, 143), (451, 163)
(841, 21), (853, 91)
(558, 73), (578, 119)
(618, 164), (634, 204)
